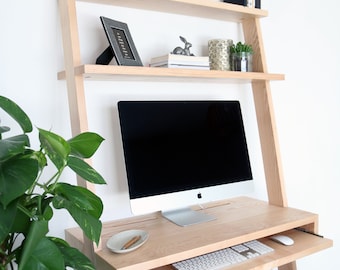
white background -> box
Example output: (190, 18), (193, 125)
(1, 0), (339, 269)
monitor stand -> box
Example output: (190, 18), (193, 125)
(162, 207), (216, 227)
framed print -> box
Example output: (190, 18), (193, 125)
(98, 16), (143, 66)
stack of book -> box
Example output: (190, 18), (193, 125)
(149, 54), (210, 70)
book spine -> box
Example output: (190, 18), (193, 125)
(150, 63), (210, 70)
(222, 0), (260, 8)
(150, 55), (209, 65)
(222, 0), (246, 6)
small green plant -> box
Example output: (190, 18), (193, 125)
(230, 41), (253, 54)
(230, 42), (254, 72)
(0, 95), (106, 270)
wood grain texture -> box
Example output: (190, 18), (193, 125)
(66, 197), (332, 270)
(58, 0), (97, 261)
(76, 0), (268, 22)
(242, 18), (288, 208)
(58, 1), (332, 269)
(58, 65), (285, 81)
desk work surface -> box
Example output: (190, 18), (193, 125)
(65, 196), (332, 270)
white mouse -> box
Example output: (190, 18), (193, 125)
(270, 235), (294, 246)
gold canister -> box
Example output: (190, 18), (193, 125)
(208, 39), (233, 71)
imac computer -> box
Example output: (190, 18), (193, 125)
(118, 100), (253, 226)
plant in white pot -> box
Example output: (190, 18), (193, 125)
(0, 95), (106, 270)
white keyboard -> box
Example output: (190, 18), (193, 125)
(172, 240), (274, 270)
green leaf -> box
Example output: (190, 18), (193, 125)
(20, 237), (65, 270)
(43, 204), (54, 221)
(0, 157), (39, 207)
(53, 195), (102, 245)
(31, 149), (48, 170)
(52, 183), (103, 245)
(68, 132), (104, 158)
(11, 199), (31, 233)
(0, 95), (32, 133)
(0, 200), (17, 243)
(51, 237), (95, 270)
(230, 41), (253, 53)
(18, 220), (49, 270)
(0, 134), (29, 162)
(38, 128), (70, 170)
(0, 125), (10, 135)
(67, 156), (106, 184)
(48, 236), (70, 247)
(53, 183), (103, 219)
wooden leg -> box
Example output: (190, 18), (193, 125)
(242, 18), (288, 207)
(279, 261), (297, 270)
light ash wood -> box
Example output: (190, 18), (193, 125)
(57, 65), (285, 81)
(58, 0), (97, 261)
(57, 0), (333, 269)
(242, 18), (292, 267)
(242, 18), (288, 208)
(66, 197), (332, 270)
(77, 0), (267, 22)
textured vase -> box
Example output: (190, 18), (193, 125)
(208, 39), (233, 71)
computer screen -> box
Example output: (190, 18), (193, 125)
(118, 100), (253, 225)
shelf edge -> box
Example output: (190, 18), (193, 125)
(57, 65), (285, 82)
(76, 0), (268, 22)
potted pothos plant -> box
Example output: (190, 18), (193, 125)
(230, 41), (253, 72)
(0, 95), (106, 270)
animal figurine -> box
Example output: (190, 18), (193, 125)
(172, 36), (195, 56)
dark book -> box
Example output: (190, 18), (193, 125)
(223, 0), (247, 6)
(223, 0), (261, 9)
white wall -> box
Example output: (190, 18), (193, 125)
(1, 0), (339, 269)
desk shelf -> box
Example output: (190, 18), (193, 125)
(65, 197), (332, 270)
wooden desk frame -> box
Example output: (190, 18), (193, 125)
(58, 1), (333, 269)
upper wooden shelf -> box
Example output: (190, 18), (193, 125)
(58, 65), (284, 82)
(77, 0), (268, 22)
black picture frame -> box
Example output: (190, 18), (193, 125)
(97, 16), (143, 66)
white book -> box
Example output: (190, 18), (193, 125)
(150, 63), (210, 70)
(150, 54), (209, 66)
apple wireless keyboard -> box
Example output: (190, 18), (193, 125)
(172, 239), (274, 270)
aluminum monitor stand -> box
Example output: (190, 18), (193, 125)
(162, 207), (216, 227)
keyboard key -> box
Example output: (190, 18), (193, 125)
(172, 240), (274, 270)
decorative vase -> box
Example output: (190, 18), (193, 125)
(231, 52), (253, 72)
(208, 39), (233, 71)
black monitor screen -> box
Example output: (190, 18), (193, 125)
(118, 100), (253, 199)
